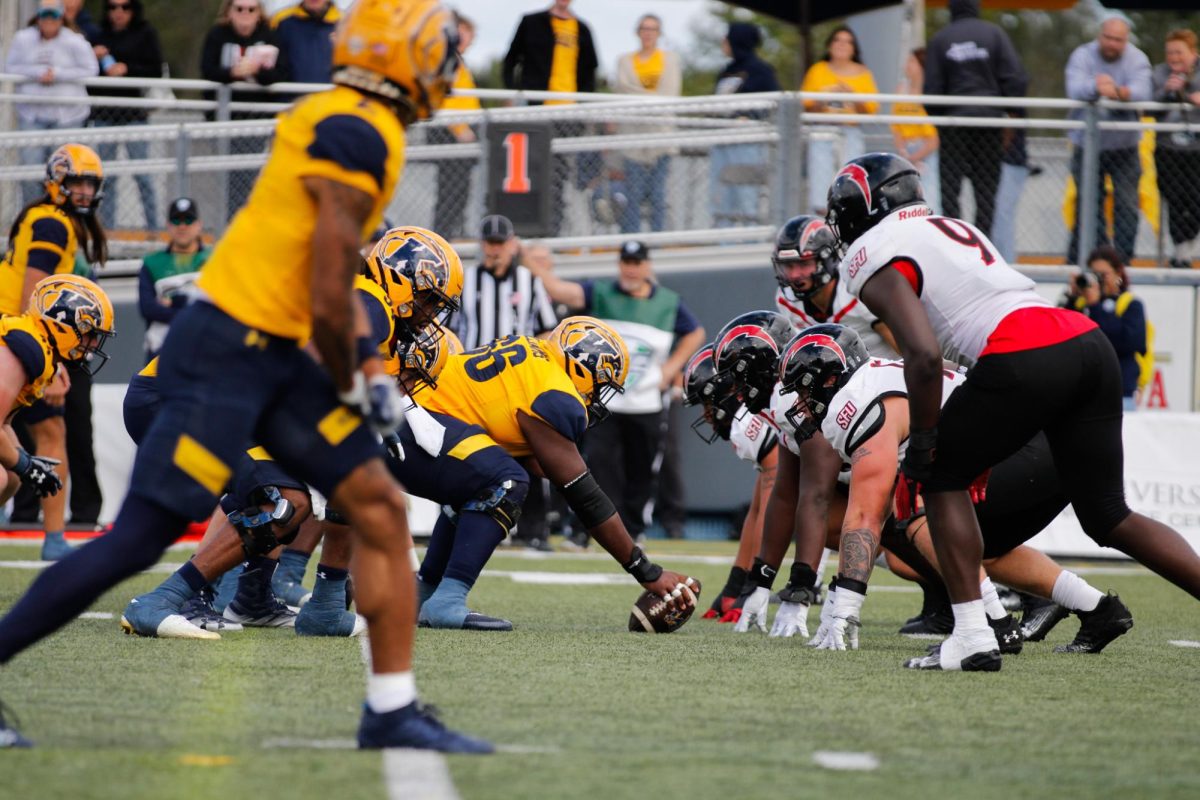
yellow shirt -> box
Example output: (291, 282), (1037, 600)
(196, 86), (406, 341)
(800, 61), (879, 114)
(892, 100), (937, 142)
(441, 64), (481, 139)
(546, 16), (579, 105)
(0, 314), (58, 408)
(632, 49), (664, 91)
(419, 335), (588, 457)
(0, 204), (79, 316)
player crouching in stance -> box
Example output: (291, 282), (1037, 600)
(408, 317), (700, 627)
(774, 324), (1131, 656)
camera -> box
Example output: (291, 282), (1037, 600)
(1074, 271), (1100, 291)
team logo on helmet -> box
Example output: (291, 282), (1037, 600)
(714, 325), (782, 365)
(549, 317), (629, 427)
(781, 332), (847, 377)
(836, 163), (872, 209)
(30, 275), (115, 375)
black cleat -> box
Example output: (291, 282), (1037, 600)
(900, 606), (955, 635)
(1054, 594), (1133, 653)
(1020, 595), (1070, 642)
(462, 612), (513, 631)
(988, 613), (1025, 654)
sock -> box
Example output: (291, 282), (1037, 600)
(419, 578), (471, 626)
(277, 548), (311, 584)
(722, 566), (748, 597)
(980, 578), (1008, 620)
(43, 530), (67, 546)
(310, 564), (348, 607)
(176, 560), (209, 594)
(951, 599), (989, 635)
(441, 511), (507, 588)
(416, 575), (437, 607)
(366, 671), (417, 714)
(1051, 570), (1103, 613)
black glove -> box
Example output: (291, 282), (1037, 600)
(897, 428), (937, 522)
(13, 449), (62, 498)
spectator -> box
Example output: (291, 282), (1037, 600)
(1152, 29), (1200, 270)
(711, 22), (780, 227)
(430, 12), (481, 241)
(200, 0), (287, 222)
(532, 240), (705, 546)
(63, 0), (100, 40)
(4, 0), (98, 206)
(801, 26), (879, 214)
(1065, 15), (1152, 264)
(503, 1), (599, 235)
(892, 47), (940, 214)
(924, 0), (1027, 242)
(88, 0), (163, 231)
(613, 13), (682, 234)
(139, 198), (210, 361)
(271, 0), (338, 84)
(1062, 245), (1148, 411)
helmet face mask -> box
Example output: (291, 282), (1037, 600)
(682, 344), (739, 443)
(44, 144), (105, 217)
(777, 324), (870, 441)
(712, 311), (793, 415)
(397, 322), (451, 394)
(772, 215), (840, 299)
(825, 153), (926, 246)
(547, 317), (629, 428)
(30, 275), (116, 376)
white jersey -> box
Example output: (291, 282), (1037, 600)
(728, 405), (778, 467)
(839, 207), (1048, 367)
(819, 358), (965, 463)
(774, 281), (898, 360)
(769, 384), (852, 485)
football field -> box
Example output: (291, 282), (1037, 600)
(1, 539), (1198, 800)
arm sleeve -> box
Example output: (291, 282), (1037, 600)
(1, 330), (47, 385)
(673, 300), (701, 336)
(6, 33), (47, 79)
(304, 114), (389, 195)
(1152, 64), (1173, 103)
(922, 40), (946, 114)
(502, 18), (526, 89)
(1065, 47), (1097, 101)
(577, 23), (598, 94)
(530, 389), (588, 442)
(125, 26), (165, 79)
(138, 265), (175, 324)
(1126, 52), (1153, 102)
(613, 55), (641, 95)
(58, 33), (100, 80)
(358, 287), (393, 347)
(1088, 300), (1145, 356)
(253, 30), (286, 86)
(200, 28), (232, 83)
(660, 51), (683, 96)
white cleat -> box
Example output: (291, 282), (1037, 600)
(120, 613), (220, 640)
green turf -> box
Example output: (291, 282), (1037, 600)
(1, 541), (1198, 799)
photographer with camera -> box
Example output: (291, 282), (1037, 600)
(1061, 245), (1149, 410)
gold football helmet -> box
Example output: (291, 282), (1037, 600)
(29, 274), (116, 375)
(44, 143), (104, 216)
(331, 0), (459, 124)
(398, 321), (455, 393)
(546, 316), (629, 426)
(364, 226), (463, 343)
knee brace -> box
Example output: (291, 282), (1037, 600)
(227, 485), (296, 558)
(460, 478), (529, 533)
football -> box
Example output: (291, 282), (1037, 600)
(628, 577), (702, 633)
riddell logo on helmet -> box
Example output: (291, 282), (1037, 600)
(848, 247), (867, 278)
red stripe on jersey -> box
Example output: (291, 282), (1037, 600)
(979, 306), (1097, 357)
(889, 258), (923, 296)
(777, 295), (813, 324)
(832, 298), (859, 322)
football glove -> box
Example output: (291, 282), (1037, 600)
(807, 585), (838, 647)
(809, 585), (864, 651)
(733, 586), (770, 633)
(12, 449), (61, 498)
(383, 432), (405, 462)
(340, 371), (407, 435)
(769, 601), (810, 639)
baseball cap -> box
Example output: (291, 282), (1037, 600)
(167, 197), (199, 225)
(619, 240), (650, 262)
(37, 0), (64, 18)
(479, 214), (515, 243)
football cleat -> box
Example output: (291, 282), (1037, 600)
(899, 607), (955, 636)
(1054, 594), (1133, 654)
(0, 699), (33, 748)
(121, 595), (219, 640)
(357, 702), (493, 753)
(1020, 595), (1070, 642)
(418, 609), (513, 631)
(988, 614), (1025, 655)
(39, 533), (72, 562)
(181, 586), (243, 633)
(905, 631), (1001, 671)
(223, 596), (297, 628)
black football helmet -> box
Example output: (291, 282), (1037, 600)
(777, 323), (870, 441)
(682, 344), (741, 443)
(825, 152), (926, 247)
(772, 214), (841, 299)
(712, 311), (793, 414)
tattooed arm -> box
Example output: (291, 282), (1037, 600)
(839, 403), (904, 585)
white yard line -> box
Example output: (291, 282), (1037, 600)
(812, 750), (881, 771)
(383, 749), (462, 800)
(1168, 640), (1200, 648)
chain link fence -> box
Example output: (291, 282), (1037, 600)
(2, 75), (1199, 270)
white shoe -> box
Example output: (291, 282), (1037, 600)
(121, 613), (220, 641)
(904, 630), (1001, 671)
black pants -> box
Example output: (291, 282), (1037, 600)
(1155, 147), (1200, 245)
(653, 399), (686, 535)
(939, 126), (1003, 239)
(585, 411), (665, 537)
(429, 126), (473, 240)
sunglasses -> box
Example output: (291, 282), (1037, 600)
(169, 215), (198, 225)
(107, 3), (131, 10)
(231, 4), (258, 12)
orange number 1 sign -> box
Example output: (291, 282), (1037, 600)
(501, 132), (531, 194)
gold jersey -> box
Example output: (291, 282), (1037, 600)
(419, 335), (587, 457)
(0, 204), (80, 316)
(196, 86), (406, 341)
(0, 314), (58, 408)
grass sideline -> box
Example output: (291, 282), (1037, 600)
(0, 540), (1196, 800)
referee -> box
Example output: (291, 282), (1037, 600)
(450, 214), (558, 350)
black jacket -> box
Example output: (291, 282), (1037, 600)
(200, 22), (288, 120)
(715, 23), (780, 95)
(89, 15), (164, 124)
(502, 10), (597, 96)
(923, 0), (1026, 116)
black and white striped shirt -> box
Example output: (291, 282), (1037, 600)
(451, 261), (558, 350)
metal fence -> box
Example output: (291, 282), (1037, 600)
(3, 74), (1200, 270)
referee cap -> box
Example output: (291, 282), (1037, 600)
(480, 214), (515, 243)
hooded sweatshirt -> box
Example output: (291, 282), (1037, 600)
(89, 0), (164, 124)
(923, 0), (1027, 116)
(715, 23), (780, 95)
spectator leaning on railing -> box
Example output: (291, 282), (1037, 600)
(1151, 29), (1200, 270)
(88, 0), (164, 231)
(1064, 14), (1152, 265)
(270, 0), (338, 84)
(4, 0), (98, 207)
